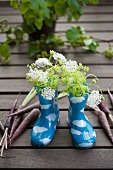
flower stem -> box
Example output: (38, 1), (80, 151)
(22, 87), (37, 107)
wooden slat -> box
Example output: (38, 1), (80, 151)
(0, 51), (112, 66)
(83, 5), (113, 13)
(0, 7), (20, 14)
(5, 42), (112, 54)
(0, 22), (113, 33)
(58, 14), (113, 22)
(0, 110), (104, 128)
(0, 15), (22, 23)
(7, 129), (113, 147)
(0, 78), (113, 92)
(55, 23), (113, 32)
(1, 149), (113, 169)
(1, 14), (113, 23)
(0, 32), (113, 43)
(0, 65), (112, 78)
(1, 5), (113, 15)
(0, 94), (112, 110)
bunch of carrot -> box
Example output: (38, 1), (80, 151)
(0, 88), (41, 157)
(0, 89), (65, 157)
(94, 86), (113, 144)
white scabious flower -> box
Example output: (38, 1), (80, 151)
(64, 60), (78, 72)
(53, 52), (67, 63)
(87, 90), (102, 108)
(41, 87), (55, 100)
(35, 58), (52, 68)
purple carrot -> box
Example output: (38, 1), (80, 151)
(8, 101), (40, 117)
(108, 87), (113, 108)
(99, 101), (113, 124)
(9, 104), (24, 138)
(0, 119), (4, 134)
(4, 96), (18, 135)
(10, 108), (40, 144)
(99, 101), (111, 115)
(0, 96), (18, 155)
(97, 109), (113, 143)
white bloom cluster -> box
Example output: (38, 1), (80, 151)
(87, 90), (102, 108)
(38, 71), (48, 82)
(35, 58), (52, 68)
(27, 69), (48, 82)
(27, 68), (38, 80)
(41, 87), (55, 100)
(64, 60), (78, 72)
(53, 52), (67, 63)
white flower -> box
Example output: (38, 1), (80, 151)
(8, 33), (16, 40)
(38, 71), (48, 82)
(35, 58), (52, 68)
(41, 87), (55, 100)
(23, 33), (29, 41)
(26, 68), (38, 80)
(64, 60), (78, 72)
(53, 52), (67, 63)
(87, 90), (102, 108)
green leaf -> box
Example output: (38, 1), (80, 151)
(20, 3), (30, 14)
(54, 2), (67, 16)
(14, 27), (23, 40)
(68, 0), (79, 9)
(58, 0), (67, 3)
(67, 12), (73, 22)
(46, 0), (56, 6)
(0, 43), (10, 57)
(34, 19), (43, 30)
(21, 0), (29, 3)
(29, 0), (46, 11)
(10, 0), (18, 8)
(73, 11), (81, 20)
(28, 45), (41, 57)
(105, 47), (113, 58)
(89, 0), (99, 4)
(66, 26), (80, 43)
(89, 43), (97, 51)
(43, 8), (50, 19)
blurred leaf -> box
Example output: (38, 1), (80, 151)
(29, 0), (46, 11)
(0, 43), (10, 57)
(28, 45), (41, 57)
(10, 0), (18, 8)
(66, 26), (80, 43)
(105, 47), (113, 58)
(20, 3), (30, 14)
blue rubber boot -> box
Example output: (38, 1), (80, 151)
(68, 93), (96, 149)
(30, 89), (60, 147)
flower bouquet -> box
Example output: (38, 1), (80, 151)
(26, 50), (104, 149)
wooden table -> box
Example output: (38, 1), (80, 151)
(0, 0), (113, 169)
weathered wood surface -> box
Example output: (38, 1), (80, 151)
(0, 0), (113, 169)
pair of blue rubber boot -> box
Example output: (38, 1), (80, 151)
(30, 92), (96, 149)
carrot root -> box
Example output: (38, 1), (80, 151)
(97, 110), (113, 143)
(10, 108), (40, 144)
